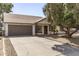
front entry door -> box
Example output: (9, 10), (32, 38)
(44, 26), (48, 34)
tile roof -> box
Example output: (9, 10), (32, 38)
(4, 14), (43, 24)
(36, 18), (50, 25)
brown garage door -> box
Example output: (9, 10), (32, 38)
(8, 25), (32, 36)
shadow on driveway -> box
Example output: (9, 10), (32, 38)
(51, 43), (79, 56)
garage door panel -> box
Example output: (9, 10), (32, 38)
(8, 25), (32, 36)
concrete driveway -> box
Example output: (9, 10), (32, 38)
(4, 36), (63, 56)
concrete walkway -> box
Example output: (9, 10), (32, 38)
(4, 36), (63, 56)
(0, 37), (3, 56)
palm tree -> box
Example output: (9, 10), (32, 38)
(0, 3), (13, 36)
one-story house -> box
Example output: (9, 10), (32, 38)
(4, 14), (51, 36)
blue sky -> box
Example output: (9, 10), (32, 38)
(12, 3), (45, 17)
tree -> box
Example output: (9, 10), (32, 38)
(43, 3), (79, 38)
(43, 3), (64, 34)
(0, 3), (13, 36)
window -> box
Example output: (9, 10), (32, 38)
(36, 26), (42, 33)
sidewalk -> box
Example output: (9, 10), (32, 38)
(0, 37), (3, 56)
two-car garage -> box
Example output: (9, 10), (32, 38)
(4, 14), (43, 36)
(8, 25), (32, 36)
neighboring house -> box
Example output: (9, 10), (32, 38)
(4, 14), (51, 36)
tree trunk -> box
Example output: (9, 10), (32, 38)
(65, 28), (78, 38)
(60, 25), (78, 38)
(2, 12), (4, 36)
(70, 28), (78, 37)
(65, 27), (72, 38)
(66, 33), (72, 38)
(1, 10), (4, 36)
